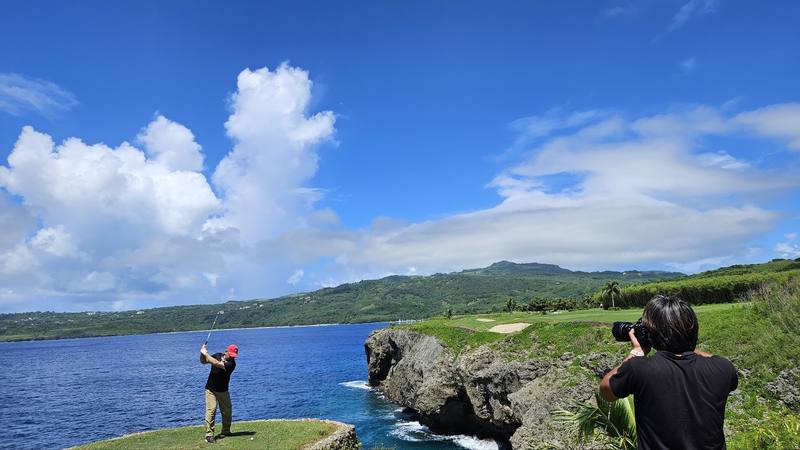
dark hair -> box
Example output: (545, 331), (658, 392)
(642, 295), (698, 353)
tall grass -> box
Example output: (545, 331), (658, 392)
(600, 270), (800, 308)
(749, 278), (800, 337)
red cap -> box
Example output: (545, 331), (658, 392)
(226, 344), (239, 358)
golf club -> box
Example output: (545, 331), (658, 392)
(204, 310), (224, 345)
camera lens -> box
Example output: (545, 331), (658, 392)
(612, 321), (633, 342)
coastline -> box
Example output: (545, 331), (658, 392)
(0, 320), (390, 344)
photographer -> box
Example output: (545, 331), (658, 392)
(599, 295), (738, 449)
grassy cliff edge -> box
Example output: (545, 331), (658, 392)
(398, 283), (800, 449)
(71, 419), (358, 450)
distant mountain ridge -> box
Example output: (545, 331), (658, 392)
(461, 261), (573, 276)
(0, 260), (684, 341)
(459, 260), (678, 278)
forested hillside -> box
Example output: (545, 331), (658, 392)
(0, 261), (680, 341)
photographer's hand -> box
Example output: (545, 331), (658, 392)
(600, 330), (650, 401)
(629, 329), (651, 356)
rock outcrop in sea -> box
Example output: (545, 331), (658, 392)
(364, 328), (602, 449)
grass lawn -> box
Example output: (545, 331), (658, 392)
(449, 302), (738, 330)
(72, 419), (338, 450)
(406, 303), (742, 354)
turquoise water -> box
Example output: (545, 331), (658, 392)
(3, 323), (499, 450)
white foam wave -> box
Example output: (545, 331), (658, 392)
(339, 380), (371, 390)
(389, 419), (499, 450)
(389, 420), (429, 442)
(449, 434), (500, 450)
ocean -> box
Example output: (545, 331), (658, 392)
(3, 322), (499, 450)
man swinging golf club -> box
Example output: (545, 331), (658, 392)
(199, 311), (238, 443)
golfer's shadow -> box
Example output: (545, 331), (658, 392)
(216, 431), (256, 438)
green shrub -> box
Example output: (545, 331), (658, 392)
(595, 270), (800, 308)
(731, 415), (800, 450)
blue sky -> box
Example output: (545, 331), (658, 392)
(1, 1), (799, 312)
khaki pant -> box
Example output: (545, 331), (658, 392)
(204, 389), (232, 437)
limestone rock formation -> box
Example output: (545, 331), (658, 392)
(304, 420), (360, 450)
(365, 327), (602, 448)
(765, 367), (800, 411)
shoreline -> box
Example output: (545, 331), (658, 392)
(0, 320), (390, 344)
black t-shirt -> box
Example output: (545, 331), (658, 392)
(610, 351), (738, 450)
(205, 352), (236, 392)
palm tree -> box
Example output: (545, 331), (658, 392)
(554, 390), (637, 450)
(601, 281), (622, 309)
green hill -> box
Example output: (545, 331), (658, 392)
(0, 261), (681, 341)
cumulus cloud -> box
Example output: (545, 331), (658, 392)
(0, 73), (78, 117)
(0, 64), (336, 311)
(0, 125), (220, 239)
(137, 115), (205, 172)
(31, 226), (84, 259)
(0, 193), (35, 251)
(211, 64), (336, 243)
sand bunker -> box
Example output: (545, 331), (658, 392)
(476, 318), (496, 322)
(488, 323), (531, 333)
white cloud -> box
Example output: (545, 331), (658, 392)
(696, 151), (749, 171)
(775, 233), (800, 258)
(0, 244), (37, 275)
(204, 272), (220, 287)
(305, 105), (797, 280)
(287, 269), (304, 285)
(0, 64), (338, 311)
(0, 193), (35, 251)
(665, 256), (730, 274)
(0, 125), (220, 239)
(732, 103), (800, 150)
(137, 115), (205, 172)
(72, 271), (117, 292)
(775, 242), (800, 258)
(0, 73), (78, 117)
(31, 226), (83, 258)
(669, 0), (716, 31)
(210, 64), (336, 243)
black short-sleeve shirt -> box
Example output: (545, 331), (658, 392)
(610, 351), (738, 450)
(205, 352), (236, 392)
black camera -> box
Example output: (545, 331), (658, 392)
(612, 318), (651, 347)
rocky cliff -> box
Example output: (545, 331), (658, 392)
(304, 419), (360, 450)
(365, 328), (611, 449)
